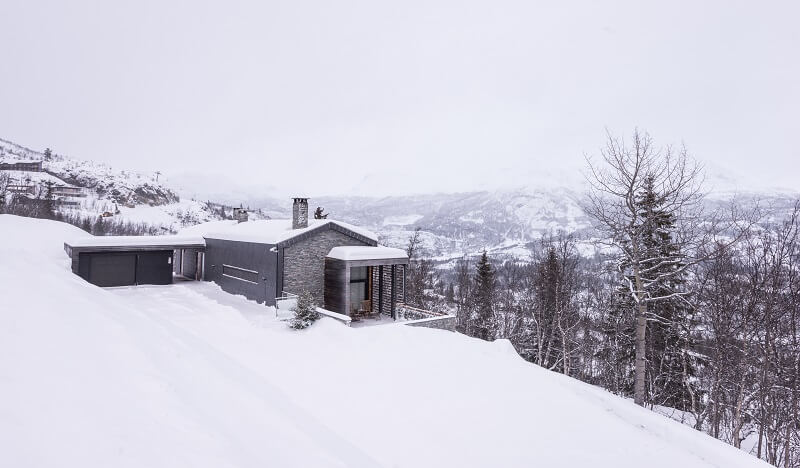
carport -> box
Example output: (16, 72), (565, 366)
(65, 235), (206, 287)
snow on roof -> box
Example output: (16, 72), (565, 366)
(67, 235), (205, 249)
(0, 158), (40, 164)
(327, 246), (408, 261)
(202, 219), (378, 245)
(177, 220), (239, 237)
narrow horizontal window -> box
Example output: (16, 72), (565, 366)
(222, 264), (259, 284)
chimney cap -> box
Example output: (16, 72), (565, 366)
(292, 197), (309, 202)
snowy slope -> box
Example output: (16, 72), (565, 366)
(0, 215), (772, 468)
(0, 137), (237, 231)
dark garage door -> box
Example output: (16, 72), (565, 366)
(81, 250), (173, 287)
(135, 251), (173, 285)
(86, 253), (137, 287)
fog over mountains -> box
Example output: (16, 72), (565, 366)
(3, 135), (797, 260)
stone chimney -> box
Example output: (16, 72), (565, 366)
(292, 197), (309, 229)
(233, 207), (248, 223)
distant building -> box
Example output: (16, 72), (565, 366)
(0, 160), (43, 172)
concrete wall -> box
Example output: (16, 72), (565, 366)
(204, 238), (277, 305)
(404, 315), (456, 331)
(282, 229), (371, 305)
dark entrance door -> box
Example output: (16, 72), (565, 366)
(135, 251), (173, 285)
(87, 253), (137, 287)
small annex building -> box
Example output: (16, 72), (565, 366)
(64, 198), (410, 319)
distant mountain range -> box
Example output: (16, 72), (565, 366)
(2, 136), (797, 259)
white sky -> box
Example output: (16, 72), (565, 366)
(1, 0), (798, 197)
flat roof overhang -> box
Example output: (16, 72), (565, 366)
(65, 235), (206, 258)
(326, 246), (409, 267)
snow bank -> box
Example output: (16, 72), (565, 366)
(0, 215), (772, 468)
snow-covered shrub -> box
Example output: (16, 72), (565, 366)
(289, 291), (320, 330)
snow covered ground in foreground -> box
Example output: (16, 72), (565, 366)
(0, 215), (771, 467)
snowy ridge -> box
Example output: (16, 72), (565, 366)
(248, 188), (800, 260)
(0, 137), (237, 232)
(0, 214), (774, 468)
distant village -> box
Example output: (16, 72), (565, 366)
(0, 157), (86, 209)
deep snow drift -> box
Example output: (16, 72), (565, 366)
(0, 215), (771, 467)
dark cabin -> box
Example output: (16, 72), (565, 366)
(0, 160), (43, 172)
(65, 198), (409, 320)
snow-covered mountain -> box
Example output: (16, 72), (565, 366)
(3, 136), (797, 257)
(0, 214), (774, 468)
(248, 189), (800, 260)
(0, 137), (240, 231)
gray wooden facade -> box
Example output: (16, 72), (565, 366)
(203, 237), (278, 304)
(205, 221), (378, 307)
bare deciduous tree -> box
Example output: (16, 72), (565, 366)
(583, 129), (705, 406)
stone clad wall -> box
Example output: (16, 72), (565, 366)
(282, 229), (371, 304)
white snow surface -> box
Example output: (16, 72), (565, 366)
(67, 234), (205, 248)
(0, 215), (772, 468)
(327, 246), (407, 261)
(201, 218), (377, 244)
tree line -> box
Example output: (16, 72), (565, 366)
(404, 130), (799, 467)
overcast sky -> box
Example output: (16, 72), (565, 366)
(1, 0), (798, 197)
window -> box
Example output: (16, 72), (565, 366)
(222, 264), (259, 284)
(350, 266), (371, 313)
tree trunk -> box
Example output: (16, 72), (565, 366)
(634, 267), (648, 406)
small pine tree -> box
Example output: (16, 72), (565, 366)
(92, 216), (106, 235)
(289, 290), (320, 329)
(445, 283), (455, 303)
(80, 216), (92, 233)
(314, 206), (328, 219)
(472, 250), (496, 341)
(43, 148), (52, 161)
(41, 181), (56, 219)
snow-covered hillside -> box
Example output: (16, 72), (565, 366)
(249, 189), (800, 260)
(0, 137), (237, 231)
(0, 215), (772, 468)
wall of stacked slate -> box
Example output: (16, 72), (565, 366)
(282, 229), (370, 305)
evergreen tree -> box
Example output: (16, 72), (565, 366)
(43, 148), (52, 161)
(635, 175), (697, 409)
(454, 257), (473, 334)
(444, 283), (455, 303)
(80, 216), (92, 233)
(41, 181), (56, 219)
(313, 206), (328, 219)
(289, 290), (320, 329)
(605, 175), (697, 407)
(472, 250), (496, 341)
(92, 216), (106, 235)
